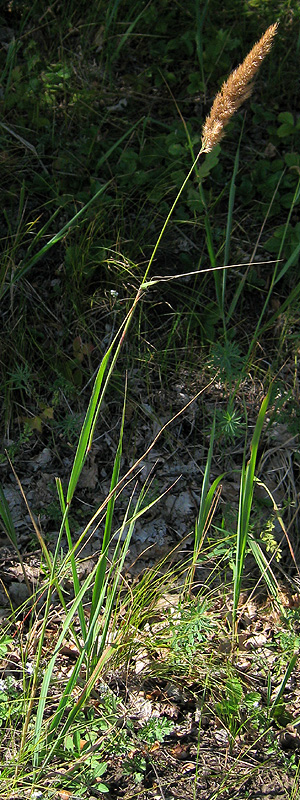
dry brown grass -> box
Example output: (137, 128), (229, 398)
(201, 23), (278, 153)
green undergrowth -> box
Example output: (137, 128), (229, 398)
(0, 1), (300, 797)
(1, 0), (300, 435)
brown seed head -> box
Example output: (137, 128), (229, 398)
(201, 23), (278, 153)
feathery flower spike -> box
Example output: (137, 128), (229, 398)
(201, 23), (278, 153)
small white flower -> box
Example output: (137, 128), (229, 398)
(26, 662), (34, 676)
(110, 289), (118, 298)
(0, 679), (6, 692)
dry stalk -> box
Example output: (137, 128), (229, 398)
(201, 23), (278, 152)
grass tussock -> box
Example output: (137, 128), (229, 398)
(0, 5), (300, 798)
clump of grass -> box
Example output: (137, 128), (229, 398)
(2, 16), (299, 800)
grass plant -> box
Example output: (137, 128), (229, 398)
(1, 5), (300, 798)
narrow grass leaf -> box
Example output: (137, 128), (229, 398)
(195, 0), (209, 93)
(66, 347), (112, 504)
(270, 653), (298, 716)
(233, 387), (271, 629)
(56, 478), (87, 641)
(222, 128), (242, 319)
(95, 117), (144, 171)
(274, 238), (300, 285)
(88, 386), (127, 640)
(114, 3), (150, 60)
(248, 536), (280, 598)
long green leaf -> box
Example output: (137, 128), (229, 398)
(270, 654), (298, 716)
(274, 239), (300, 285)
(88, 386), (127, 644)
(248, 536), (280, 598)
(233, 387), (271, 629)
(222, 130), (242, 320)
(66, 347), (112, 504)
(56, 478), (87, 641)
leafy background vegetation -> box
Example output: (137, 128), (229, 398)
(1, 1), (300, 798)
(1, 0), (300, 437)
